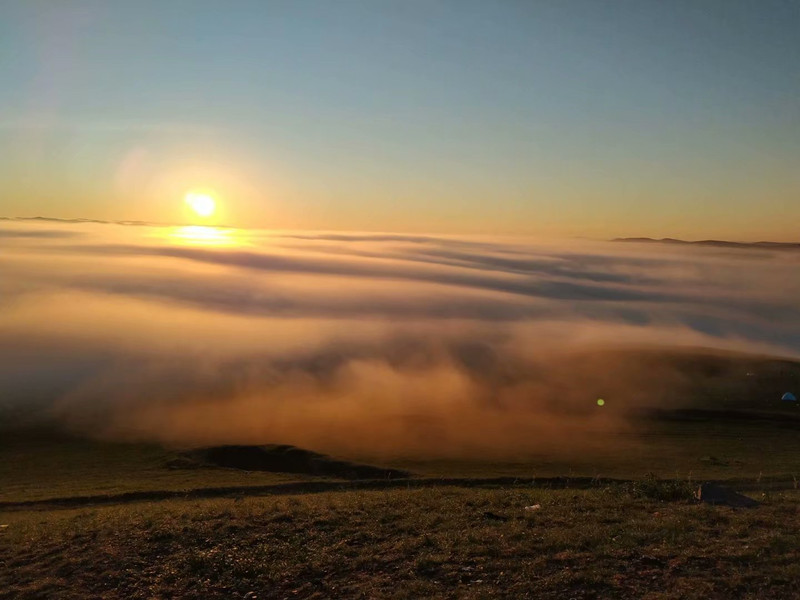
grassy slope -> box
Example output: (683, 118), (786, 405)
(388, 420), (800, 481)
(3, 487), (800, 599)
(0, 427), (319, 503)
(2, 417), (800, 504)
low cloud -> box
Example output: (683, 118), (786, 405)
(1, 220), (799, 458)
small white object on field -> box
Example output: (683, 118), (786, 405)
(524, 504), (541, 511)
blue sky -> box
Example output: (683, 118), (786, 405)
(1, 1), (798, 238)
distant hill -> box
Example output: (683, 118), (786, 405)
(614, 237), (800, 250)
(0, 216), (158, 226)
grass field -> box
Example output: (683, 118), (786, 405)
(3, 487), (800, 599)
(3, 416), (800, 505)
(2, 416), (800, 598)
(0, 426), (319, 504)
(381, 419), (800, 482)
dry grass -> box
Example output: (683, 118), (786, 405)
(3, 403), (800, 599)
(3, 486), (800, 599)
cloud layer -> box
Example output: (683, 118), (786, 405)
(2, 220), (799, 457)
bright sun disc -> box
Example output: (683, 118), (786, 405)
(184, 192), (216, 217)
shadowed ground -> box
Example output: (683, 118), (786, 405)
(3, 487), (799, 599)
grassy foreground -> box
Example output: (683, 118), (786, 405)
(3, 486), (799, 599)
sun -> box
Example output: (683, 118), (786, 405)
(184, 191), (216, 218)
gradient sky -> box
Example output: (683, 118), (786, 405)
(1, 0), (798, 239)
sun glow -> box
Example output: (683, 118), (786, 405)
(167, 225), (240, 246)
(184, 191), (216, 217)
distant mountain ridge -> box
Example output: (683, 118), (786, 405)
(614, 237), (800, 250)
(0, 216), (159, 226)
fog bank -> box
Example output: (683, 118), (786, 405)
(2, 220), (799, 457)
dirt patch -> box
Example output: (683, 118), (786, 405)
(184, 444), (412, 480)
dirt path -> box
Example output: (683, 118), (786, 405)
(1, 475), (796, 512)
(0, 477), (616, 511)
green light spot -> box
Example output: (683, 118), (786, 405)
(597, 398), (605, 406)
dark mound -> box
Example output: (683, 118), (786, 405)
(185, 444), (411, 480)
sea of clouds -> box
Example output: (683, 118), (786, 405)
(2, 218), (799, 457)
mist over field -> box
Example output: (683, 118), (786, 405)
(2, 218), (800, 457)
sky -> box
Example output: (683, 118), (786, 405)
(0, 1), (799, 239)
